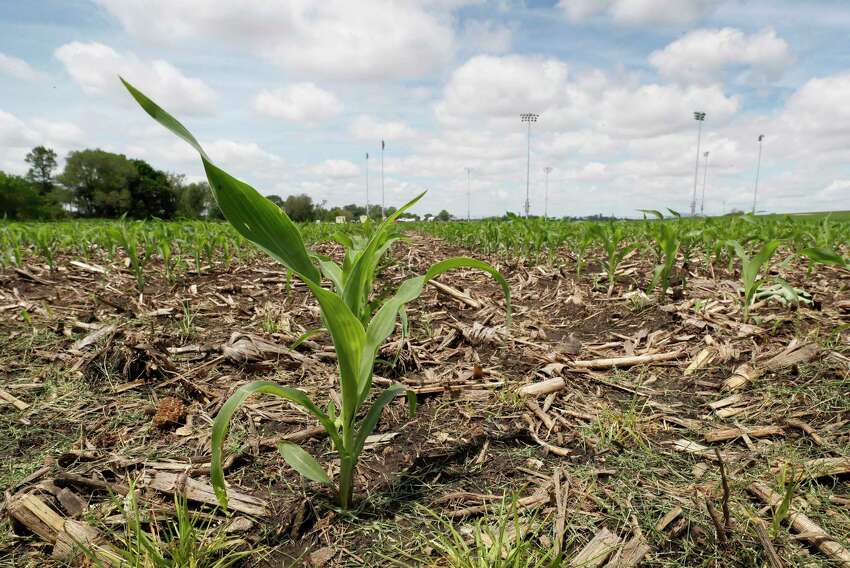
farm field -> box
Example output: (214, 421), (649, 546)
(1, 214), (849, 567)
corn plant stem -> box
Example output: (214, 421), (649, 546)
(338, 453), (355, 509)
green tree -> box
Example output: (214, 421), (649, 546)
(282, 194), (316, 222)
(25, 146), (58, 195)
(170, 173), (217, 218)
(266, 195), (284, 208)
(436, 209), (451, 221)
(128, 159), (176, 218)
(0, 171), (44, 219)
(60, 149), (136, 217)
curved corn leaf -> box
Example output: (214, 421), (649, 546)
(289, 328), (326, 350)
(353, 384), (405, 456)
(211, 381), (336, 509)
(358, 256), (512, 403)
(277, 442), (332, 485)
(801, 247), (846, 267)
(121, 78), (320, 284)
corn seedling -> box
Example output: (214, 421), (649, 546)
(590, 222), (638, 296)
(121, 78), (511, 509)
(728, 239), (781, 322)
(641, 210), (681, 297)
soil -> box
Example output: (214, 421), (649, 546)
(0, 232), (849, 567)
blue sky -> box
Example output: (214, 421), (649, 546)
(1, 0), (849, 217)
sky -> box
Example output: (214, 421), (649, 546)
(1, 0), (849, 218)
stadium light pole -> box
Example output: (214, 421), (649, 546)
(465, 167), (471, 221)
(380, 140), (386, 220)
(365, 152), (370, 218)
(700, 151), (709, 217)
(520, 113), (538, 218)
(752, 134), (764, 214)
(690, 111), (706, 217)
(543, 166), (552, 220)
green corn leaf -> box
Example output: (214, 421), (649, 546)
(367, 256), (511, 354)
(352, 384), (405, 455)
(638, 209), (664, 220)
(121, 77), (320, 284)
(289, 328), (326, 350)
(211, 381), (336, 509)
(801, 247), (846, 267)
(342, 192), (425, 320)
(303, 283), (366, 424)
(277, 442), (332, 485)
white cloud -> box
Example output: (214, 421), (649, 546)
(54, 42), (216, 115)
(253, 83), (342, 124)
(596, 83), (739, 137)
(559, 0), (723, 26)
(0, 110), (38, 148)
(816, 179), (850, 201)
(461, 20), (513, 54)
(0, 52), (47, 82)
(782, 72), (850, 141)
(0, 110), (84, 174)
(435, 55), (570, 127)
(435, 54), (739, 136)
(350, 115), (417, 142)
(311, 159), (360, 178)
(94, 0), (458, 80)
(650, 28), (792, 85)
(205, 140), (280, 167)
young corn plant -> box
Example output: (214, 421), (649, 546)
(728, 239), (781, 322)
(640, 210), (680, 297)
(590, 222), (638, 296)
(121, 79), (511, 509)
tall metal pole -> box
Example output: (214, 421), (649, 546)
(365, 152), (370, 219)
(752, 134), (764, 214)
(520, 113), (538, 218)
(700, 151), (709, 217)
(690, 111), (706, 217)
(380, 140), (385, 219)
(543, 166), (552, 219)
(465, 167), (471, 221)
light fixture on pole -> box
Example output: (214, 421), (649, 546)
(520, 113), (538, 218)
(365, 152), (370, 219)
(752, 134), (764, 214)
(380, 140), (386, 220)
(700, 151), (709, 217)
(543, 166), (552, 220)
(690, 111), (706, 217)
(465, 167), (471, 222)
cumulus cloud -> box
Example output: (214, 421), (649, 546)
(311, 159), (360, 178)
(435, 54), (739, 136)
(350, 115), (417, 142)
(0, 52), (47, 82)
(435, 55), (570, 126)
(0, 110), (84, 173)
(650, 28), (792, 85)
(94, 0), (458, 80)
(54, 42), (216, 115)
(559, 0), (724, 26)
(254, 83), (343, 124)
(461, 20), (513, 54)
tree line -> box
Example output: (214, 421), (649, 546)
(0, 146), (452, 222)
